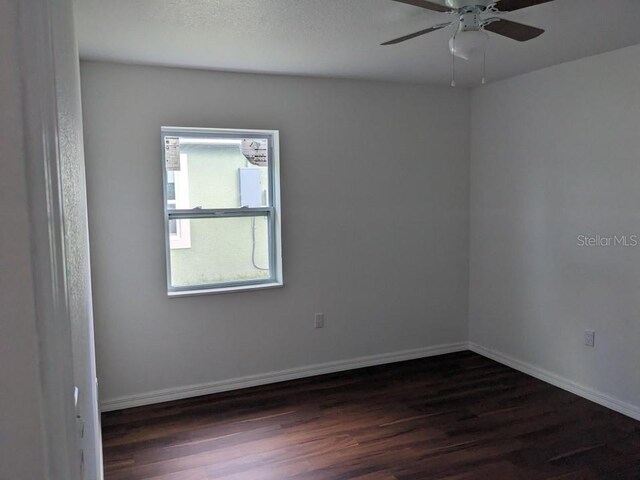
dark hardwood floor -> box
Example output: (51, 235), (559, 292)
(102, 351), (640, 479)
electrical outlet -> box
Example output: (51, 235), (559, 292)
(584, 330), (595, 347)
(314, 313), (325, 329)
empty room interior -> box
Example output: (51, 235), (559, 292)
(3, 0), (640, 479)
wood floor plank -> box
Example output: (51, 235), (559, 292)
(102, 352), (640, 479)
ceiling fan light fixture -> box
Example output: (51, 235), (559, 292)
(449, 30), (489, 60)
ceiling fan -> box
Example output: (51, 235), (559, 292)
(382, 0), (553, 84)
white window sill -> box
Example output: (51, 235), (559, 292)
(168, 281), (283, 298)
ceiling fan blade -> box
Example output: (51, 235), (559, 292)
(390, 0), (453, 13)
(494, 0), (555, 12)
(484, 18), (544, 42)
(382, 23), (451, 45)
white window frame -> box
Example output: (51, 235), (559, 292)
(161, 127), (283, 297)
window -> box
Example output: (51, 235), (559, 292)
(162, 127), (282, 295)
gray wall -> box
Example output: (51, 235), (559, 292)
(81, 61), (470, 406)
(470, 44), (640, 410)
(0, 2), (48, 478)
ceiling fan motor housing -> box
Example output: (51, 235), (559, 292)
(459, 12), (483, 32)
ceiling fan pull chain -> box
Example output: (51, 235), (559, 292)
(482, 51), (486, 85)
(451, 35), (457, 87)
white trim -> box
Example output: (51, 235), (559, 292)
(100, 342), (468, 411)
(18, 0), (82, 478)
(469, 342), (640, 421)
(163, 126), (278, 136)
(168, 281), (283, 297)
(271, 130), (283, 287)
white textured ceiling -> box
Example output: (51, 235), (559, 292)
(74, 0), (640, 86)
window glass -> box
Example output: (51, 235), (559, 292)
(165, 137), (270, 210)
(169, 216), (270, 288)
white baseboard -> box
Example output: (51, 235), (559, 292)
(100, 342), (468, 412)
(101, 341), (640, 421)
(469, 342), (640, 422)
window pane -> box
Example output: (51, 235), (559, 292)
(169, 216), (271, 288)
(169, 219), (178, 235)
(167, 182), (176, 201)
(165, 135), (270, 209)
